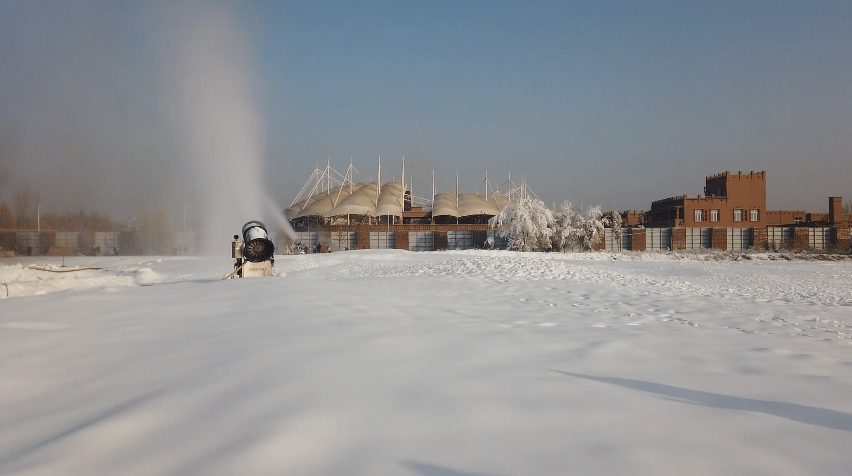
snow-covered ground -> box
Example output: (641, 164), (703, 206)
(1, 250), (851, 475)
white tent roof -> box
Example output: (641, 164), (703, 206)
(331, 182), (379, 217)
(287, 182), (515, 219)
(432, 193), (458, 217)
(376, 182), (404, 217)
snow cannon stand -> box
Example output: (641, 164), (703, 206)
(230, 221), (275, 278)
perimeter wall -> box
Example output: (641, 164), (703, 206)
(1, 225), (849, 256)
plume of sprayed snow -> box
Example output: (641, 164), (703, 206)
(162, 4), (294, 251)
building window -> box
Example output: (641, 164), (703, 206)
(733, 209), (743, 222)
(750, 209), (759, 222)
(694, 209), (704, 222)
(710, 209), (719, 222)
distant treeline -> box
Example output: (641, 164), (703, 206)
(0, 202), (126, 232)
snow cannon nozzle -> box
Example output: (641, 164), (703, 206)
(241, 221), (275, 263)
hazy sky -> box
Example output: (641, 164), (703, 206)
(1, 0), (850, 224)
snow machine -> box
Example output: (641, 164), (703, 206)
(231, 221), (275, 278)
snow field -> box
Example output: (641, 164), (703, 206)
(1, 250), (851, 475)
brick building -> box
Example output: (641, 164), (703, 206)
(827, 196), (851, 227)
(620, 211), (645, 227)
(765, 210), (806, 225)
(645, 171), (767, 228)
(642, 170), (850, 229)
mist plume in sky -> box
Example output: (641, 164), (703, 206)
(2, 1), (851, 220)
(159, 2), (295, 246)
(0, 1), (295, 244)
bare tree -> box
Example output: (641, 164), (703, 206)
(139, 203), (173, 255)
(334, 229), (350, 251)
(844, 199), (852, 214)
(14, 180), (38, 229)
(0, 202), (16, 229)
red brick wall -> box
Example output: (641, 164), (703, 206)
(807, 213), (829, 224)
(753, 227), (767, 250)
(794, 228), (809, 249)
(765, 210), (806, 225)
(836, 227), (851, 249)
(394, 231), (409, 250)
(356, 231), (370, 250)
(671, 228), (686, 250)
(631, 228), (646, 251)
(712, 228), (727, 250)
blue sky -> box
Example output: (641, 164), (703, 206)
(1, 0), (850, 219)
(256, 1), (852, 211)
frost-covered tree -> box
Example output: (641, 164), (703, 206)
(577, 206), (606, 251)
(602, 211), (623, 244)
(552, 201), (582, 252)
(489, 196), (554, 252)
(551, 203), (608, 252)
(491, 198), (612, 253)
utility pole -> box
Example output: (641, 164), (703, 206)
(183, 204), (186, 256)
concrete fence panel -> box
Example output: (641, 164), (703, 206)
(434, 231), (448, 250)
(603, 228), (620, 251)
(327, 231), (357, 251)
(767, 227), (794, 250)
(486, 230), (509, 250)
(408, 231), (435, 251)
(369, 231), (396, 249)
(53, 232), (79, 254)
(93, 232), (121, 255)
(447, 230), (474, 250)
(621, 228), (632, 250)
(726, 228), (754, 251)
(685, 228), (712, 249)
(645, 228), (671, 251)
(16, 232), (44, 255)
(293, 231), (319, 252)
(808, 227), (834, 249)
(473, 230), (489, 249)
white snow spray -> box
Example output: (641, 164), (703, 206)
(162, 4), (295, 252)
